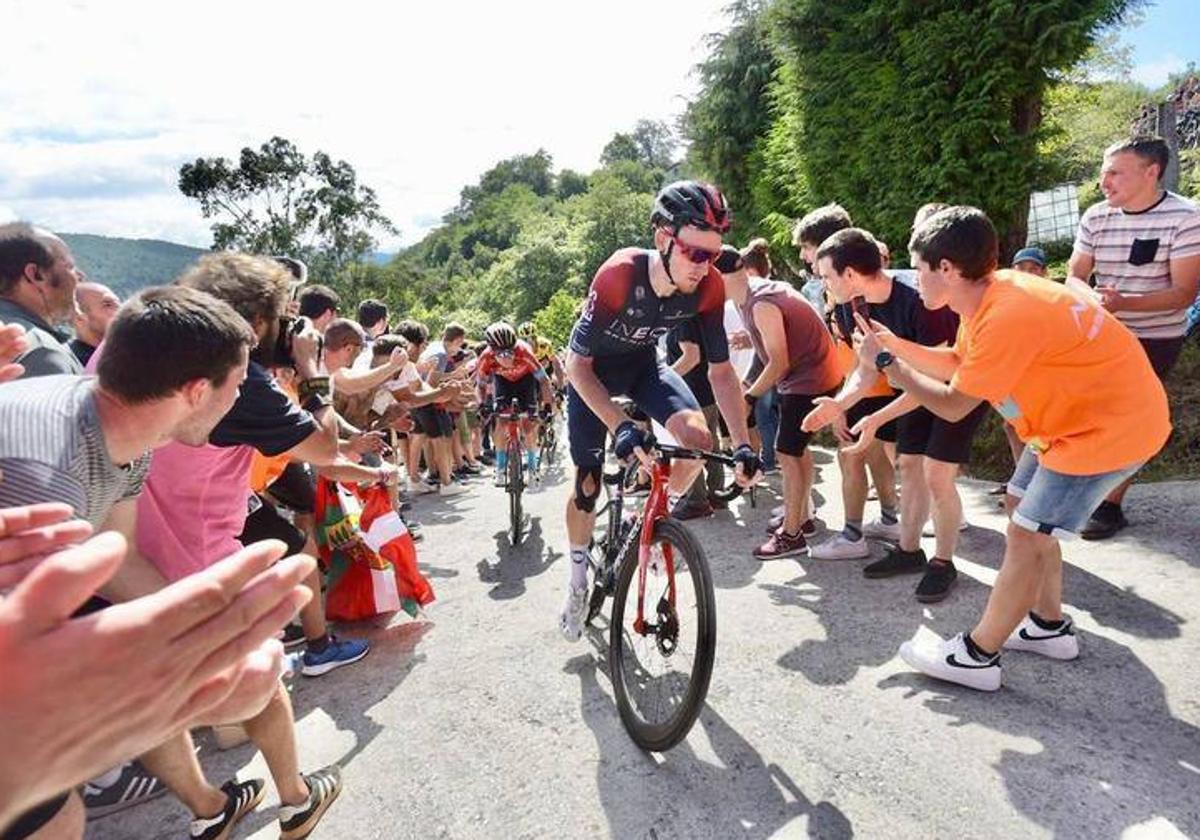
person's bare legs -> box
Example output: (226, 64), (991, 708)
(27, 790), (84, 840)
(970, 521), (1059, 652)
(406, 434), (425, 484)
(897, 454), (930, 553)
(433, 438), (454, 488)
(865, 441), (898, 512)
(838, 448), (869, 525)
(924, 458), (963, 560)
(240, 684), (308, 807)
(780, 449), (814, 534)
(664, 410), (711, 495)
(139, 733), (226, 818)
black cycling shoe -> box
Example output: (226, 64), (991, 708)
(1080, 502), (1127, 541)
(915, 559), (958, 603)
(864, 547), (927, 579)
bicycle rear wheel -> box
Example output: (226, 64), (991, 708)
(608, 517), (715, 752)
(508, 446), (524, 545)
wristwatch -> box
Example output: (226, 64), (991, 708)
(874, 351), (896, 372)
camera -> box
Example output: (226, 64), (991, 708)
(266, 315), (322, 369)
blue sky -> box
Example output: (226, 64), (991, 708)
(1124, 0), (1199, 87)
(0, 0), (1196, 249)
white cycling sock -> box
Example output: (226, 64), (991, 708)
(569, 543), (589, 590)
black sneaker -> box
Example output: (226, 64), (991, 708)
(279, 765), (342, 840)
(863, 547), (927, 579)
(1080, 502), (1128, 541)
(915, 559), (958, 602)
(83, 760), (167, 819)
(280, 623), (306, 651)
(189, 778), (265, 840)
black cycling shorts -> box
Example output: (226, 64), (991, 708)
(2, 795), (71, 840)
(266, 461), (316, 514)
(495, 374), (539, 412)
(1139, 336), (1185, 380)
(567, 352), (698, 468)
(239, 495), (307, 556)
(776, 389), (838, 457)
(896, 401), (990, 464)
(845, 395), (899, 445)
(412, 405), (454, 439)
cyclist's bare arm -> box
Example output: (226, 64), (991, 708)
(565, 351), (627, 432)
(708, 361), (751, 448)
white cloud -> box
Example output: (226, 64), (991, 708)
(1, 0), (731, 249)
(1130, 53), (1187, 88)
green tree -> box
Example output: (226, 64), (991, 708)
(556, 169), (590, 200)
(534, 289), (583, 348)
(569, 169), (654, 282)
(1040, 34), (1150, 186)
(454, 149), (555, 218)
(600, 120), (678, 171)
(683, 0), (779, 236)
(768, 0), (1146, 258)
(178, 136), (396, 271)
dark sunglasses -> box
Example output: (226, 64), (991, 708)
(668, 233), (720, 265)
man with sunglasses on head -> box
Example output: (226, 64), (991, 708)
(559, 181), (761, 641)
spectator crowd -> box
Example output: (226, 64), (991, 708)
(1, 134), (1197, 839)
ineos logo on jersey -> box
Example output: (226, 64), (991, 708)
(605, 323), (670, 343)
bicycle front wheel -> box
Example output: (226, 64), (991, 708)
(508, 449), (524, 545)
(608, 517), (715, 752)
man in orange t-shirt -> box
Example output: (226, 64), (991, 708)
(856, 206), (1169, 692)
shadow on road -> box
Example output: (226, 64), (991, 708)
(477, 516), (563, 600)
(564, 640), (853, 839)
(879, 629), (1200, 839)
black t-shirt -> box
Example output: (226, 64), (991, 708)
(209, 361), (317, 456)
(832, 274), (958, 348)
(69, 337), (96, 367)
(665, 318), (715, 407)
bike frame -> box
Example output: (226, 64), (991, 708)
(633, 455), (676, 637)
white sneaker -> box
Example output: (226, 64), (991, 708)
(1003, 614), (1079, 660)
(412, 479), (439, 495)
(771, 504), (785, 517)
(922, 518), (969, 538)
(863, 518), (901, 541)
(493, 469), (506, 488)
(898, 632), (1001, 691)
(439, 482), (468, 497)
(559, 585), (588, 642)
(810, 533), (870, 560)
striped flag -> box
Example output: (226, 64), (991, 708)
(315, 479), (434, 621)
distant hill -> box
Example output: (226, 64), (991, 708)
(59, 233), (208, 298)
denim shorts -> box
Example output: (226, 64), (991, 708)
(1008, 447), (1142, 540)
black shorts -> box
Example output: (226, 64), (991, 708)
(239, 495), (306, 556)
(2, 794), (70, 840)
(845, 395), (899, 444)
(495, 374), (539, 412)
(776, 389), (838, 457)
(266, 461), (316, 514)
(412, 405), (454, 438)
(896, 401), (990, 464)
(568, 352), (698, 468)
(1139, 336), (1185, 380)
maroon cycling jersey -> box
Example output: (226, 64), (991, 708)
(569, 248), (730, 363)
(740, 279), (843, 396)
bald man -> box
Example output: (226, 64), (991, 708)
(71, 282), (120, 366)
(0, 222), (87, 377)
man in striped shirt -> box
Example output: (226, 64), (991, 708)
(1068, 136), (1200, 539)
